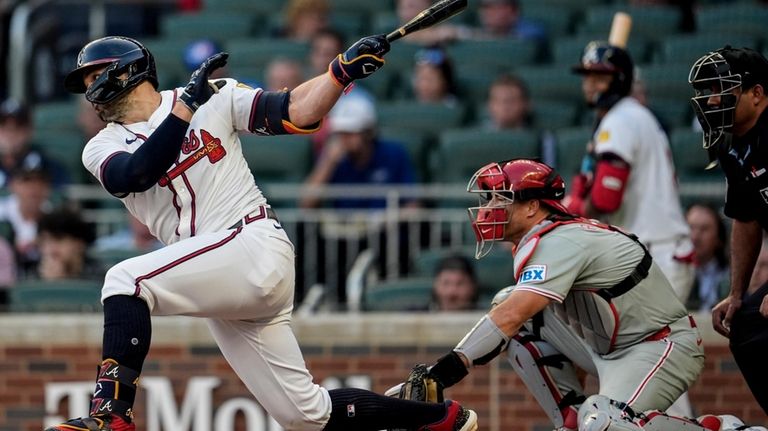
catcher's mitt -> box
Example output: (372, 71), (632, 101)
(386, 364), (445, 403)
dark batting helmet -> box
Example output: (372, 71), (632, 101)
(573, 41), (634, 109)
(64, 36), (158, 104)
(467, 158), (567, 258)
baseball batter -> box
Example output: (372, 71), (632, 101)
(401, 159), (763, 430)
(46, 36), (477, 431)
(564, 41), (695, 305)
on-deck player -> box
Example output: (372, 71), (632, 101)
(46, 36), (477, 431)
(401, 158), (763, 431)
(563, 41), (696, 306)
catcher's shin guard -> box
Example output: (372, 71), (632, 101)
(507, 334), (583, 430)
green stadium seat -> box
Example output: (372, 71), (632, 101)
(31, 130), (91, 184)
(669, 128), (722, 183)
(203, 0), (283, 15)
(640, 63), (694, 101)
(377, 102), (465, 136)
(554, 126), (591, 184)
(357, 66), (397, 100)
(143, 38), (192, 89)
(161, 12), (255, 40)
(447, 39), (540, 69)
(578, 6), (682, 41)
(432, 128), (540, 183)
(647, 97), (692, 130)
(516, 66), (582, 102)
(372, 12), (400, 38)
(329, 12), (368, 40)
(524, 6), (573, 38)
(531, 100), (580, 130)
(551, 33), (650, 65)
(454, 63), (506, 105)
(225, 38), (310, 70)
(10, 279), (103, 312)
(328, 0), (391, 14)
(33, 101), (78, 132)
(239, 133), (312, 184)
(88, 248), (147, 266)
(362, 277), (433, 311)
(656, 34), (756, 66)
(519, 0), (605, 10)
(697, 4), (768, 38)
(376, 40), (422, 75)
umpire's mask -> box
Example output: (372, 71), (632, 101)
(688, 50), (741, 149)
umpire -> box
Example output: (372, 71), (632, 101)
(689, 46), (768, 414)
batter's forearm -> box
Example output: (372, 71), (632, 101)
(288, 74), (343, 128)
(729, 219), (762, 297)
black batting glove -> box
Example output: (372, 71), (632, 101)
(329, 34), (390, 88)
(179, 52), (229, 113)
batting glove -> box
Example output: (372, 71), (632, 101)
(179, 52), (229, 113)
(329, 34), (390, 89)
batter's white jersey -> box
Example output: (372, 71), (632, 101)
(82, 79), (267, 245)
(593, 97), (689, 244)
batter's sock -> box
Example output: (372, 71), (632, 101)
(102, 295), (152, 372)
(324, 388), (445, 431)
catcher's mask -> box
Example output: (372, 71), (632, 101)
(65, 36), (158, 104)
(572, 41), (634, 110)
(467, 159), (567, 259)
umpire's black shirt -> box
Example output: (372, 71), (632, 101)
(717, 108), (768, 230)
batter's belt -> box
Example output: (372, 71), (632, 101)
(229, 206), (279, 229)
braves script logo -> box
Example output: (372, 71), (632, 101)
(159, 129), (226, 187)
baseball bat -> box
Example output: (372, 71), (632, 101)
(386, 0), (468, 43)
(608, 12), (632, 48)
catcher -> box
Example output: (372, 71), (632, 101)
(389, 159), (765, 431)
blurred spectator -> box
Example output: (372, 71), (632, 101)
(94, 213), (162, 252)
(306, 28), (373, 156)
(35, 206), (103, 281)
(277, 0), (330, 42)
(182, 39), (261, 88)
(78, 96), (107, 141)
(0, 237), (16, 309)
(300, 96), (418, 209)
(484, 73), (531, 130)
(473, 0), (546, 43)
(396, 0), (471, 45)
(0, 165), (52, 278)
(429, 254), (479, 311)
(411, 46), (459, 107)
(0, 99), (68, 189)
(265, 58), (304, 92)
(686, 203), (730, 312)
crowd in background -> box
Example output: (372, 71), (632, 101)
(0, 0), (767, 312)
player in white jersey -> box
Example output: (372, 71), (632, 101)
(46, 36), (477, 431)
(563, 41), (695, 306)
(390, 159), (763, 431)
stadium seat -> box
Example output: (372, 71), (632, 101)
(362, 277), (433, 311)
(640, 63), (695, 101)
(378, 128), (431, 182)
(377, 102), (465, 136)
(329, 12), (368, 41)
(203, 0), (283, 15)
(239, 133), (312, 184)
(578, 6), (682, 41)
(225, 38), (310, 71)
(143, 38), (192, 89)
(432, 128), (540, 183)
(656, 34), (756, 66)
(31, 130), (91, 184)
(697, 4), (768, 39)
(328, 0), (391, 14)
(648, 97), (692, 130)
(10, 279), (103, 312)
(161, 12), (256, 40)
(523, 6), (573, 38)
(551, 33), (650, 65)
(531, 99), (580, 130)
(516, 66), (582, 102)
(454, 63), (506, 106)
(447, 39), (540, 70)
(88, 248), (147, 266)
(554, 126), (591, 184)
(33, 101), (78, 132)
(669, 128), (722, 183)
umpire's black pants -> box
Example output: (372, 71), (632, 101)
(729, 282), (768, 415)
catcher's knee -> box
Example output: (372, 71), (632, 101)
(578, 395), (718, 431)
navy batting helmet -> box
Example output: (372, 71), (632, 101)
(573, 41), (634, 109)
(64, 36), (158, 104)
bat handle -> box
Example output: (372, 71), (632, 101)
(386, 29), (405, 43)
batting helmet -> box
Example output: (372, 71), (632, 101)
(467, 159), (567, 258)
(573, 41), (634, 109)
(64, 36), (158, 104)
(688, 46), (768, 149)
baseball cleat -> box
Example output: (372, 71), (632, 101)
(44, 414), (134, 431)
(418, 400), (478, 431)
